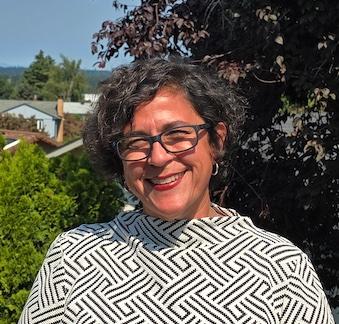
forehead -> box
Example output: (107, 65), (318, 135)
(124, 88), (204, 134)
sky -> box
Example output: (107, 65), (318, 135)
(0, 0), (136, 70)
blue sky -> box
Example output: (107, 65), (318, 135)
(0, 0), (136, 70)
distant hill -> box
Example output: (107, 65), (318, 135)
(0, 67), (26, 83)
(0, 66), (111, 92)
(83, 70), (111, 91)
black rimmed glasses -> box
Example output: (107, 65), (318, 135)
(115, 123), (211, 161)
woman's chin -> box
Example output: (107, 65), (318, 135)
(143, 201), (189, 221)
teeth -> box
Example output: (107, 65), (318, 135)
(150, 172), (184, 185)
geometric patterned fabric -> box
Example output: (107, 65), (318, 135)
(19, 205), (335, 323)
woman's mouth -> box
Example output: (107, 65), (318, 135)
(147, 171), (185, 191)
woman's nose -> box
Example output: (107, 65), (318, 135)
(147, 141), (174, 166)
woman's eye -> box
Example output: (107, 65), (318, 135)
(166, 129), (191, 137)
(126, 138), (148, 149)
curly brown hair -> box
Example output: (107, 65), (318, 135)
(83, 57), (247, 181)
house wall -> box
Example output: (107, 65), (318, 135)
(5, 105), (57, 137)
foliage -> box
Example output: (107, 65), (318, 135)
(93, 0), (339, 307)
(0, 113), (41, 132)
(63, 113), (86, 142)
(0, 76), (15, 99)
(0, 134), (5, 149)
(84, 69), (111, 92)
(15, 51), (88, 102)
(0, 142), (76, 323)
(0, 112), (86, 144)
(0, 143), (124, 323)
(0, 67), (26, 82)
(0, 67), (110, 98)
(91, 0), (209, 67)
(42, 56), (87, 102)
(50, 152), (124, 225)
(17, 50), (55, 100)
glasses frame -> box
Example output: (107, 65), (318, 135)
(115, 123), (211, 161)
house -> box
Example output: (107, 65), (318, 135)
(0, 98), (64, 142)
(0, 98), (97, 156)
(1, 129), (61, 153)
(63, 101), (93, 115)
(46, 138), (83, 158)
(83, 93), (99, 104)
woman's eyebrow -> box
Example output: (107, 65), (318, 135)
(125, 121), (191, 136)
(162, 120), (192, 130)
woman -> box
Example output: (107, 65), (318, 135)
(20, 58), (334, 323)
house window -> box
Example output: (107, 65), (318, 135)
(36, 119), (44, 131)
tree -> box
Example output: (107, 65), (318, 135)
(0, 76), (15, 99)
(17, 50), (55, 100)
(43, 55), (87, 102)
(50, 152), (124, 226)
(60, 55), (87, 102)
(0, 134), (5, 149)
(0, 144), (124, 323)
(92, 0), (339, 307)
(63, 113), (86, 142)
(15, 51), (87, 101)
(0, 143), (76, 323)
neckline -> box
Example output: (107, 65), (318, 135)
(117, 205), (245, 249)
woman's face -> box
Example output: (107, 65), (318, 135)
(122, 87), (226, 221)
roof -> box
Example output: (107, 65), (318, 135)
(0, 99), (59, 118)
(46, 138), (83, 158)
(1, 129), (61, 149)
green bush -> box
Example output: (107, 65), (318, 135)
(0, 143), (76, 323)
(0, 143), (124, 323)
(50, 152), (124, 226)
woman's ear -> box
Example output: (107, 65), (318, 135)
(213, 122), (228, 159)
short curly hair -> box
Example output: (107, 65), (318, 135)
(83, 57), (246, 181)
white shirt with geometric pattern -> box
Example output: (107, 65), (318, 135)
(19, 206), (335, 324)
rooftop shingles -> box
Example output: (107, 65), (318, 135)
(0, 100), (59, 118)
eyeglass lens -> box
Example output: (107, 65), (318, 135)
(118, 126), (199, 161)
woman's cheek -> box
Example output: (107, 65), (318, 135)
(123, 162), (145, 193)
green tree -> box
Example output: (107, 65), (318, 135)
(17, 50), (55, 100)
(60, 55), (87, 102)
(0, 143), (124, 323)
(15, 51), (87, 101)
(0, 143), (76, 323)
(0, 76), (15, 99)
(0, 134), (5, 149)
(92, 0), (339, 307)
(50, 152), (124, 225)
(43, 55), (87, 102)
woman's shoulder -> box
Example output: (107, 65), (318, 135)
(220, 206), (297, 244)
(54, 210), (142, 253)
(217, 206), (307, 262)
(226, 209), (314, 277)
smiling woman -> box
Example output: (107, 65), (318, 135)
(120, 87), (227, 221)
(19, 58), (335, 323)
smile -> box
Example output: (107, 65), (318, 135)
(150, 172), (185, 184)
(147, 171), (186, 191)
